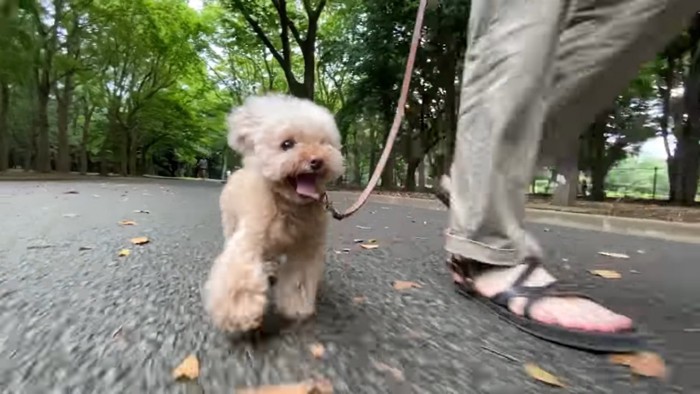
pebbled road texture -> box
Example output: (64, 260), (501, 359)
(0, 179), (698, 393)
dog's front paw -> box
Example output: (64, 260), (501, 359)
(203, 256), (269, 333)
(204, 280), (267, 333)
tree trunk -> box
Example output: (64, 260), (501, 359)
(381, 155), (396, 189)
(552, 161), (579, 206)
(36, 83), (51, 173)
(404, 158), (420, 191)
(551, 134), (581, 206)
(79, 106), (94, 175)
(673, 128), (699, 205)
(26, 115), (37, 171)
(368, 127), (377, 182)
(351, 131), (361, 185)
(589, 113), (608, 201)
(301, 25), (317, 100)
(128, 130), (138, 175)
(671, 18), (700, 205)
(56, 75), (74, 173)
(119, 128), (128, 176)
(235, 0), (323, 101)
(101, 115), (118, 176)
(660, 57), (677, 201)
(418, 159), (426, 190)
(667, 156), (678, 201)
(0, 81), (9, 172)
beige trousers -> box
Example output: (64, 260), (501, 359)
(446, 0), (699, 265)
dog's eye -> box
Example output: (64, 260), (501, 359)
(280, 139), (295, 151)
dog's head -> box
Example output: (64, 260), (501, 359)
(227, 94), (345, 204)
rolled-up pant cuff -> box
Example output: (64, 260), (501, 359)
(445, 230), (518, 267)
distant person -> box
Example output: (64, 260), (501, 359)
(581, 179), (588, 198)
(196, 158), (208, 179)
(443, 1), (698, 352)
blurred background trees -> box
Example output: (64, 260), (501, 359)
(0, 0), (698, 204)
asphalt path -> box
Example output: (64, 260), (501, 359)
(1, 178), (698, 393)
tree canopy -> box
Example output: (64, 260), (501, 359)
(0, 1), (698, 204)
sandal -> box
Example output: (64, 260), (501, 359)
(448, 256), (648, 352)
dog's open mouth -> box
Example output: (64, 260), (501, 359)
(289, 173), (320, 200)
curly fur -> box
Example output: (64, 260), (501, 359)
(203, 94), (344, 333)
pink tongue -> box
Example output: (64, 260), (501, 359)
(295, 174), (319, 199)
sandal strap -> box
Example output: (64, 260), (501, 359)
(511, 256), (542, 288)
(491, 280), (552, 307)
(449, 255), (605, 324)
(491, 257), (543, 307)
(490, 257), (598, 315)
(449, 255), (542, 297)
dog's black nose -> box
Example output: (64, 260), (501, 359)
(309, 158), (324, 171)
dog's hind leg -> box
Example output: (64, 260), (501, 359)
(273, 246), (325, 321)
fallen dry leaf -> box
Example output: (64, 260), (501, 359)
(372, 361), (405, 381)
(309, 343), (325, 359)
(524, 363), (565, 387)
(360, 244), (379, 250)
(118, 249), (131, 257)
(598, 251), (630, 259)
(392, 280), (422, 291)
(589, 269), (622, 279)
(118, 220), (137, 226)
(609, 352), (667, 379)
(130, 236), (149, 245)
(111, 325), (123, 338)
(352, 296), (366, 304)
(134, 209), (150, 214)
(26, 244), (54, 250)
(172, 354), (199, 380)
(237, 379), (333, 394)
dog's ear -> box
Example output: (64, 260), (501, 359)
(226, 106), (255, 154)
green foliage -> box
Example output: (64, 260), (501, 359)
(0, 0), (696, 202)
(606, 157), (670, 199)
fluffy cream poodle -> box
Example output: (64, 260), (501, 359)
(203, 94), (344, 333)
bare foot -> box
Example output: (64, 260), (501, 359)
(453, 264), (633, 333)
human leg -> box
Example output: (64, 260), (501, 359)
(447, 0), (698, 344)
(446, 0), (568, 265)
(445, 0), (630, 340)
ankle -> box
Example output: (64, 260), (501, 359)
(450, 255), (496, 279)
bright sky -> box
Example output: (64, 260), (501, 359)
(188, 0), (203, 11)
(640, 137), (671, 159)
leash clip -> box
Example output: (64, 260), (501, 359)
(322, 193), (345, 221)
